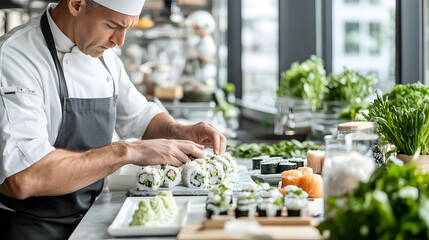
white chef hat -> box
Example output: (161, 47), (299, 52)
(93, 0), (145, 16)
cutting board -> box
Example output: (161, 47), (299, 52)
(177, 216), (322, 240)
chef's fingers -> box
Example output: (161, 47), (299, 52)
(177, 140), (205, 159)
(206, 123), (226, 155)
(166, 157), (183, 167)
(173, 150), (191, 165)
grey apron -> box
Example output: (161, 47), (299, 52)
(0, 12), (117, 240)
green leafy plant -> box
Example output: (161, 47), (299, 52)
(325, 67), (376, 105)
(227, 139), (323, 159)
(277, 55), (327, 110)
(318, 161), (429, 240)
(365, 84), (429, 155)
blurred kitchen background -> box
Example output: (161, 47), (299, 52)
(0, 0), (427, 143)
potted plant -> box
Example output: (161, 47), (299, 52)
(366, 83), (429, 171)
(277, 55), (327, 111)
(325, 67), (377, 120)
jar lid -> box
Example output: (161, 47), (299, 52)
(337, 121), (373, 131)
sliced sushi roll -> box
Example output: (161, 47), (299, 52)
(206, 183), (233, 219)
(278, 162), (297, 173)
(136, 166), (163, 190)
(288, 158), (305, 168)
(182, 161), (210, 189)
(161, 165), (182, 188)
(222, 152), (238, 174)
(235, 192), (256, 218)
(252, 155), (269, 170)
(203, 159), (226, 186)
(285, 197), (308, 217)
(209, 154), (235, 181)
(260, 161), (278, 174)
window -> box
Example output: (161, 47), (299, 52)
(345, 22), (360, 54)
(369, 22), (381, 54)
(426, 0), (429, 84)
(345, 0), (360, 3)
(332, 0), (395, 94)
(241, 0), (278, 107)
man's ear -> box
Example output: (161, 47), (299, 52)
(67, 0), (84, 17)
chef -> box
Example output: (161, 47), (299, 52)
(0, 0), (226, 239)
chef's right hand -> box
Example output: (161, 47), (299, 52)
(126, 139), (205, 167)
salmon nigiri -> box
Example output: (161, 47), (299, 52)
(297, 167), (313, 176)
(281, 170), (302, 188)
(297, 174), (323, 198)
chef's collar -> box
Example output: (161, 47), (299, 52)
(46, 3), (75, 54)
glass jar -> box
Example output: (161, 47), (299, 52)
(322, 135), (376, 216)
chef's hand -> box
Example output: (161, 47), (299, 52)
(179, 122), (227, 155)
(127, 139), (205, 167)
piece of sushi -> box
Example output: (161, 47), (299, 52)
(297, 167), (313, 176)
(297, 174), (323, 198)
(161, 165), (182, 188)
(136, 166), (163, 190)
(278, 162), (297, 173)
(252, 156), (269, 170)
(221, 152), (238, 175)
(235, 192), (256, 218)
(288, 158), (305, 168)
(281, 170), (303, 188)
(209, 154), (236, 181)
(203, 159), (226, 185)
(307, 150), (325, 174)
(182, 161), (210, 189)
(260, 161), (278, 174)
(285, 197), (308, 216)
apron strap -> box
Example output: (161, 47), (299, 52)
(40, 11), (69, 101)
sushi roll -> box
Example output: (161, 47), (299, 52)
(288, 158), (305, 168)
(206, 184), (232, 219)
(161, 165), (182, 188)
(278, 162), (297, 173)
(257, 198), (282, 217)
(182, 161), (210, 189)
(285, 197), (308, 216)
(221, 152), (238, 175)
(209, 154), (235, 182)
(260, 161), (278, 174)
(136, 166), (163, 190)
(235, 192), (256, 218)
(257, 188), (283, 217)
(201, 158), (226, 186)
(252, 156), (269, 170)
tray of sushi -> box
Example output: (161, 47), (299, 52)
(249, 156), (306, 185)
(177, 183), (322, 240)
(128, 153), (255, 196)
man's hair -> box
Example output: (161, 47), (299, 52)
(85, 0), (99, 11)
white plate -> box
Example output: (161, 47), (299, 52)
(107, 197), (189, 237)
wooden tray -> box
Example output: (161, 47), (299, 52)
(178, 216), (322, 240)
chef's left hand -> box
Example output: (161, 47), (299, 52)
(179, 122), (226, 155)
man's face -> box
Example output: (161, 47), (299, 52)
(74, 5), (139, 58)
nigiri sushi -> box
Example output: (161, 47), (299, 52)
(281, 170), (302, 188)
(297, 174), (323, 198)
(297, 167), (313, 176)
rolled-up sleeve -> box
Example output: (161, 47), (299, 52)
(0, 46), (55, 184)
(114, 57), (162, 140)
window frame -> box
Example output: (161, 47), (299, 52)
(227, 0), (424, 120)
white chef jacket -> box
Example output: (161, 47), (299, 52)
(0, 4), (162, 184)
